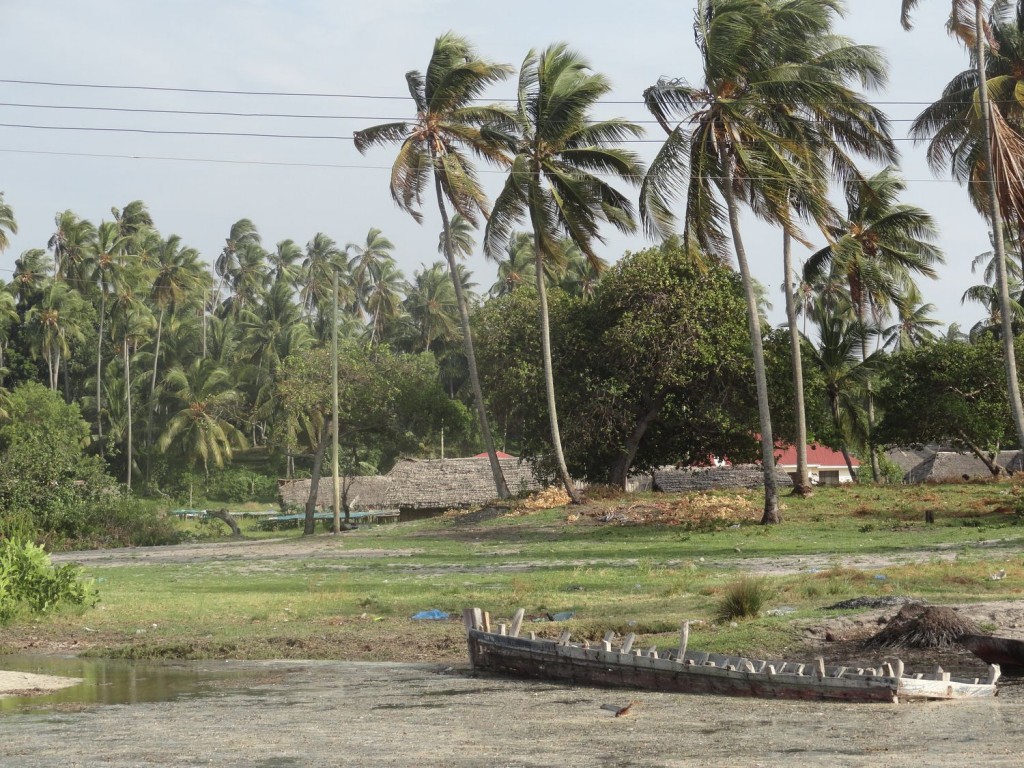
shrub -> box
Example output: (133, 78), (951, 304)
(715, 577), (772, 622)
(0, 538), (97, 624)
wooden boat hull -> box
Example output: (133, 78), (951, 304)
(463, 608), (999, 703)
(960, 634), (1024, 675)
(468, 629), (899, 702)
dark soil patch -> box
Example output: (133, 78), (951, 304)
(864, 604), (981, 650)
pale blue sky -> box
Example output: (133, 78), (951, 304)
(0, 1), (991, 331)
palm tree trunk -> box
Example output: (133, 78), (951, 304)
(96, 291), (106, 456)
(431, 170), (509, 500)
(305, 420), (332, 536)
(857, 306), (881, 482)
(151, 306), (165, 397)
(531, 229), (582, 505)
(782, 230), (812, 496)
(976, 1), (1024, 451)
(125, 336), (133, 492)
(721, 148), (780, 523)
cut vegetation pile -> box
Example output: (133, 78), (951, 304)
(577, 494), (759, 526)
(863, 603), (980, 649)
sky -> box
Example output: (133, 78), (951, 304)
(0, 0), (998, 332)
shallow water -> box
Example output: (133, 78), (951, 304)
(0, 655), (262, 713)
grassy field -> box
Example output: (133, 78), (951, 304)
(3, 482), (1024, 663)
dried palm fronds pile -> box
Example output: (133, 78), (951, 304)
(863, 603), (980, 649)
(579, 493), (759, 526)
(519, 487), (572, 511)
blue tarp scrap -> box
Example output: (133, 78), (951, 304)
(411, 609), (449, 620)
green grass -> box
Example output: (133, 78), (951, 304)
(4, 483), (1024, 662)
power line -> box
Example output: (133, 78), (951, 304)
(0, 120), (948, 143)
(0, 77), (996, 107)
(0, 146), (972, 183)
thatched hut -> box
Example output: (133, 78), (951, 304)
(652, 464), (793, 493)
(904, 450), (1024, 483)
(278, 475), (393, 512)
(383, 457), (541, 518)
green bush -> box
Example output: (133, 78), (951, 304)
(203, 468), (278, 503)
(715, 577), (773, 622)
(68, 495), (184, 550)
(0, 538), (97, 624)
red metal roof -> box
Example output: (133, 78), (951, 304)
(774, 443), (859, 467)
(472, 451), (515, 459)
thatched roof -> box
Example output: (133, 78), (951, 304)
(884, 446), (935, 475)
(652, 464), (793, 493)
(278, 475), (393, 511)
(904, 450), (1023, 484)
(383, 457), (542, 510)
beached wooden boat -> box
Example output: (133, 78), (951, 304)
(960, 634), (1024, 675)
(463, 608), (1000, 703)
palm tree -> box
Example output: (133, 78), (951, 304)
(89, 221), (129, 450)
(149, 235), (207, 397)
(268, 239), (304, 287)
(11, 249), (51, 311)
(0, 192), (17, 253)
(111, 200), (154, 239)
(364, 259), (406, 345)
(804, 168), (942, 479)
(48, 210), (96, 288)
(158, 358), (247, 478)
(404, 262), (461, 353)
(883, 290), (944, 351)
(214, 219), (260, 308)
(483, 43), (644, 503)
(349, 228), (395, 311)
(489, 232), (538, 298)
(25, 282), (88, 392)
(640, 0), (869, 520)
(805, 302), (878, 481)
(300, 232), (346, 321)
(354, 32), (513, 499)
(904, 0), (1024, 450)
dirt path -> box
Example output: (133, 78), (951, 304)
(2, 661), (1023, 767)
(50, 534), (1024, 576)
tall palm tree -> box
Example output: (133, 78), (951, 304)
(48, 210), (96, 288)
(158, 358), (247, 478)
(268, 239), (304, 287)
(111, 200), (154, 239)
(149, 235), (207, 397)
(25, 281), (88, 392)
(364, 259), (406, 345)
(354, 32), (513, 499)
(404, 262), (461, 353)
(11, 248), (51, 311)
(489, 232), (538, 298)
(903, 0), (1024, 450)
(0, 192), (17, 254)
(804, 168), (942, 479)
(483, 43), (644, 503)
(89, 221), (129, 451)
(300, 232), (346, 321)
(641, 0), (868, 520)
(349, 228), (396, 313)
(883, 290), (943, 351)
(805, 302), (878, 480)
(214, 219), (260, 308)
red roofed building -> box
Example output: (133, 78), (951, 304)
(472, 451), (515, 459)
(774, 443), (859, 485)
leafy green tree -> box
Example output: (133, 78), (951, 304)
(877, 337), (1017, 475)
(0, 382), (111, 537)
(904, 0), (1024, 451)
(354, 32), (514, 499)
(483, 43), (644, 503)
(476, 241), (757, 487)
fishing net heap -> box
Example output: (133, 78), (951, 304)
(863, 603), (980, 649)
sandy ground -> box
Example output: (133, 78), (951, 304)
(2, 661), (1024, 767)
(0, 670), (81, 698)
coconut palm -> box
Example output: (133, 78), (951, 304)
(48, 210), (96, 288)
(904, 0), (1024, 449)
(149, 235), (207, 397)
(489, 233), (538, 298)
(111, 200), (153, 239)
(25, 282), (88, 392)
(158, 358), (247, 478)
(404, 262), (461, 353)
(641, 0), (877, 519)
(349, 228), (396, 311)
(363, 259), (406, 345)
(300, 232), (347, 321)
(353, 32), (513, 499)
(89, 221), (129, 450)
(804, 168), (942, 479)
(214, 219), (260, 308)
(11, 248), (51, 311)
(268, 239), (304, 287)
(483, 43), (644, 502)
(883, 290), (944, 351)
(0, 192), (17, 253)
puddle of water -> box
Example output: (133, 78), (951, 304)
(0, 655), (262, 714)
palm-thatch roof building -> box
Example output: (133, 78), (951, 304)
(383, 457), (542, 515)
(903, 450), (1024, 484)
(278, 475), (393, 512)
(652, 464), (793, 493)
